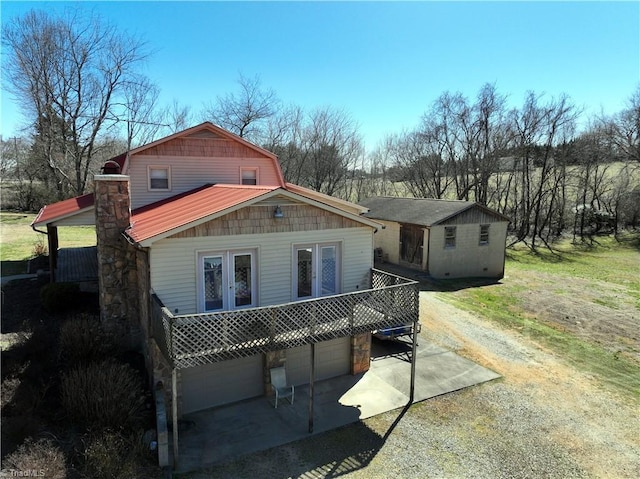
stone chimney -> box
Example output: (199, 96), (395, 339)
(94, 173), (139, 328)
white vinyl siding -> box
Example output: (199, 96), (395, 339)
(150, 227), (373, 315)
(128, 156), (281, 208)
(51, 210), (96, 227)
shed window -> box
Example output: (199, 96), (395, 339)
(444, 226), (456, 248)
(480, 224), (490, 245)
(241, 168), (258, 185)
(148, 166), (170, 190)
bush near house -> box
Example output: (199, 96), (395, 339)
(1, 438), (67, 479)
(61, 359), (148, 430)
(0, 277), (160, 478)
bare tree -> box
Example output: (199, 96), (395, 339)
(2, 9), (152, 199)
(202, 73), (280, 142)
(607, 85), (640, 163)
(303, 107), (363, 197)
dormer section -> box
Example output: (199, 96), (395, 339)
(125, 122), (285, 209)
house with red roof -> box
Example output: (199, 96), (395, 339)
(31, 122), (419, 464)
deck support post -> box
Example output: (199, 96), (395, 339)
(172, 368), (179, 465)
(46, 225), (58, 282)
(409, 325), (418, 403)
(409, 287), (419, 403)
(308, 342), (316, 433)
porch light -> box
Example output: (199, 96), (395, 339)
(274, 205), (284, 219)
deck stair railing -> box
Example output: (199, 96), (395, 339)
(151, 268), (418, 369)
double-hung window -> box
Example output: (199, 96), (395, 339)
(240, 168), (258, 185)
(148, 166), (171, 190)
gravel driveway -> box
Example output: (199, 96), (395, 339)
(183, 291), (640, 479)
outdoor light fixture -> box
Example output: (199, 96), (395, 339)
(273, 205), (284, 219)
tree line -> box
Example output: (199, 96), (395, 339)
(2, 9), (639, 249)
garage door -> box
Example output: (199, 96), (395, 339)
(180, 354), (263, 414)
(286, 337), (351, 386)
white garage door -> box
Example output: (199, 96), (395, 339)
(286, 337), (351, 386)
(180, 354), (264, 414)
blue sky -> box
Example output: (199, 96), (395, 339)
(1, 1), (639, 149)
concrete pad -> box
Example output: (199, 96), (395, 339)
(175, 338), (500, 473)
(339, 373), (408, 419)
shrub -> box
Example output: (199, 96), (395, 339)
(58, 314), (117, 366)
(1, 438), (67, 479)
(60, 359), (146, 431)
(81, 430), (144, 479)
(40, 282), (80, 313)
(32, 237), (47, 257)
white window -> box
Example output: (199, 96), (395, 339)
(198, 250), (256, 312)
(480, 224), (490, 245)
(240, 167), (258, 185)
(148, 166), (171, 190)
(444, 226), (456, 248)
(293, 243), (340, 300)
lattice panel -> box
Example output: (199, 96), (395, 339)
(157, 269), (419, 369)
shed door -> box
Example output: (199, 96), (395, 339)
(400, 224), (423, 267)
(285, 337), (351, 386)
(180, 354), (263, 414)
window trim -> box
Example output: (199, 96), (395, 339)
(479, 224), (490, 245)
(444, 226), (456, 249)
(240, 167), (259, 185)
(292, 242), (342, 301)
(147, 165), (171, 191)
(196, 248), (258, 313)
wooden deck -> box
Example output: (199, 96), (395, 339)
(57, 246), (98, 283)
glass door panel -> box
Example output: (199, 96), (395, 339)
(296, 247), (313, 299)
(320, 246), (337, 295)
(203, 256), (224, 311)
(233, 253), (253, 307)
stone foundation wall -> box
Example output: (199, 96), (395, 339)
(351, 333), (372, 374)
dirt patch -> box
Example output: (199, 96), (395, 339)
(507, 271), (639, 363)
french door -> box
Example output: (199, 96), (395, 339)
(294, 243), (340, 300)
(200, 250), (255, 312)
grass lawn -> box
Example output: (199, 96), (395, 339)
(0, 212), (96, 276)
(438, 234), (640, 398)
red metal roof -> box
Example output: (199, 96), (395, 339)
(126, 184), (279, 244)
(31, 193), (95, 227)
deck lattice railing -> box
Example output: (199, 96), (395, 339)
(151, 269), (418, 369)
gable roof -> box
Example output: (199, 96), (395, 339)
(31, 193), (95, 228)
(359, 196), (509, 226)
(126, 184), (382, 246)
(120, 122), (286, 187)
(126, 184), (279, 245)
